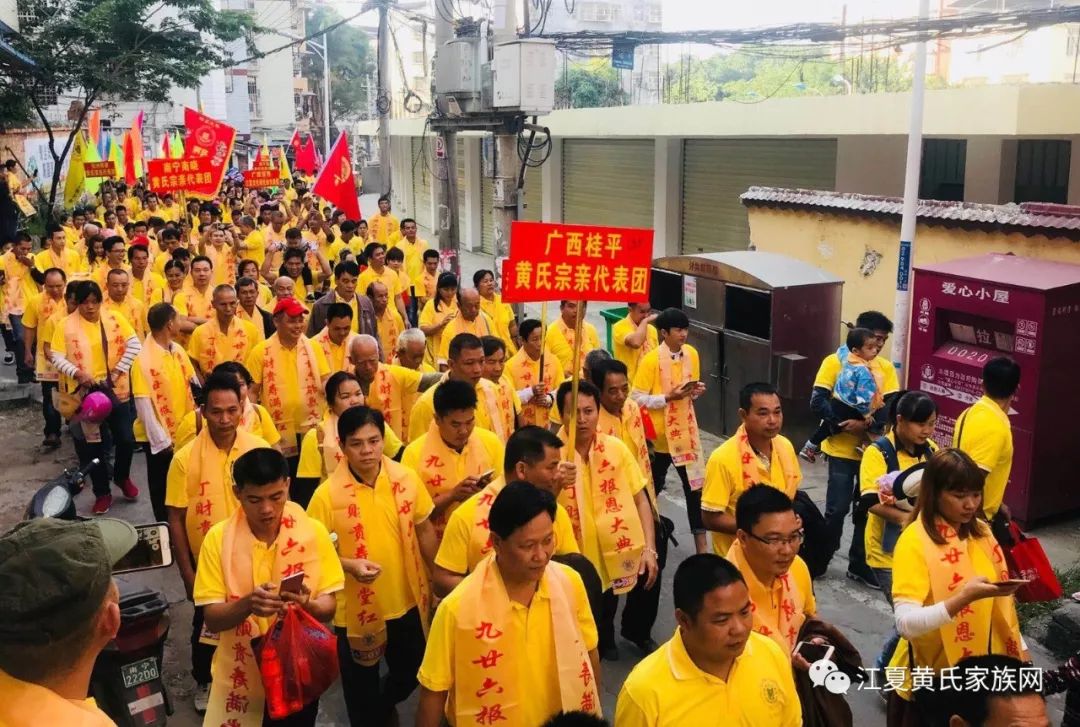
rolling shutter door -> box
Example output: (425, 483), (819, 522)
(680, 139), (837, 254)
(481, 140), (495, 253)
(455, 137), (467, 241)
(410, 137), (433, 235)
(562, 139), (654, 228)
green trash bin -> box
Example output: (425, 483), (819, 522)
(598, 306), (628, 354)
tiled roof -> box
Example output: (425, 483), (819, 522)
(740, 187), (1080, 236)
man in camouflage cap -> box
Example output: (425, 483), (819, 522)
(0, 517), (137, 726)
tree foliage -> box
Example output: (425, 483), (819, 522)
(554, 58), (629, 109)
(302, 6), (375, 143)
(4, 0), (253, 216)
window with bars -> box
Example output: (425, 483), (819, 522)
(1015, 139), (1071, 204)
(247, 77), (260, 118)
(919, 139), (967, 202)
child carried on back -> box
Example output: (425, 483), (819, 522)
(800, 327), (885, 462)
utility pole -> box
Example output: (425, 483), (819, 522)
(491, 0), (518, 270)
(377, 0), (392, 196)
(432, 0), (460, 276)
(891, 0), (930, 384)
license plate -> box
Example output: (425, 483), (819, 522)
(121, 657), (159, 689)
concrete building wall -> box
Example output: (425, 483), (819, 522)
(835, 136), (907, 197)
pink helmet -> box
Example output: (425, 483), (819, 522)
(78, 391), (113, 423)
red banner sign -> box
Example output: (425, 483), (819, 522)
(243, 167), (279, 189)
(500, 221), (653, 303)
(183, 107), (236, 197)
(84, 161), (116, 179)
(146, 157), (217, 194)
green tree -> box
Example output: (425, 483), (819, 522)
(4, 0), (252, 216)
(554, 58), (628, 109)
(303, 7), (375, 144)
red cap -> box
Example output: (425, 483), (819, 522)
(130, 235), (151, 248)
(273, 297), (307, 317)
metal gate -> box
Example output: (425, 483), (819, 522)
(562, 139), (654, 227)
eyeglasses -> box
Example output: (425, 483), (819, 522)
(748, 529), (805, 548)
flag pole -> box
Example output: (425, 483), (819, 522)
(564, 301), (586, 453)
(538, 300), (548, 393)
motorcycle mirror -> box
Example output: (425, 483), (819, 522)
(113, 523), (174, 574)
(40, 484), (74, 519)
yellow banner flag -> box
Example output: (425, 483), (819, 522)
(63, 132), (87, 207)
(279, 146), (292, 181)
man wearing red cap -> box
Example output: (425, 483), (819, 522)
(245, 296), (330, 496)
(127, 238), (164, 305)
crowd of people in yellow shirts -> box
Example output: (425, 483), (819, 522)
(0, 172), (1054, 727)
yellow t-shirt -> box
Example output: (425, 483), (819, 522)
(546, 319), (600, 377)
(0, 669), (116, 727)
(192, 513), (345, 635)
(245, 338), (331, 438)
(860, 435), (937, 570)
(130, 271), (165, 306)
(418, 299), (458, 368)
(615, 629), (801, 727)
(564, 435), (645, 591)
(240, 229), (266, 269)
(306, 465), (434, 623)
(357, 265), (402, 301)
(188, 318), (260, 374)
(131, 341), (196, 442)
(376, 307), (405, 362)
(953, 396), (1014, 519)
(612, 315), (658, 385)
(172, 404), (281, 451)
(393, 237), (427, 280)
(34, 247), (84, 278)
(164, 433), (271, 511)
(435, 483), (580, 574)
(435, 312), (497, 366)
(701, 434), (802, 555)
(103, 296), (147, 339)
(813, 352), (899, 460)
(632, 346), (700, 454)
(408, 379), (498, 442)
(50, 313), (136, 381)
(417, 561), (598, 727)
(22, 294), (65, 377)
(173, 286), (214, 321)
(401, 428), (505, 522)
(368, 213), (399, 244)
(1, 251), (39, 316)
(729, 542), (817, 649)
(296, 421), (402, 479)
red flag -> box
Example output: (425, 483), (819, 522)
(122, 130), (137, 185)
(159, 133), (169, 159)
(295, 135), (318, 175)
(289, 129), (301, 153)
(87, 108), (101, 146)
(183, 107), (236, 197)
(312, 131), (360, 221)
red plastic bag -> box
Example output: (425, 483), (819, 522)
(259, 605), (340, 719)
(640, 405), (657, 441)
(1003, 521), (1062, 603)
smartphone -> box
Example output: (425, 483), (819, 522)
(996, 578), (1032, 587)
(476, 470), (496, 487)
(113, 523), (174, 574)
(793, 640), (835, 664)
(279, 571), (306, 594)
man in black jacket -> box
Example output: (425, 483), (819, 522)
(306, 260), (378, 348)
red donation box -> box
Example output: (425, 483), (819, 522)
(908, 253), (1080, 525)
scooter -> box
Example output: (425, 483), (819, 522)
(25, 459), (174, 726)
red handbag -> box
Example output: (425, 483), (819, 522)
(1003, 521), (1062, 603)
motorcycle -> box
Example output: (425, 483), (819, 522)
(26, 458), (175, 726)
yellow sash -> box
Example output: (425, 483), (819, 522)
(32, 295), (64, 381)
(476, 379), (506, 441)
(453, 557), (601, 723)
(442, 312), (492, 352)
(918, 518), (1027, 666)
(658, 342), (704, 489)
(195, 316), (255, 374)
(317, 414), (344, 476)
(726, 540), (808, 652)
(138, 336), (194, 439)
(598, 402), (657, 513)
(551, 318), (587, 374)
(491, 377), (516, 441)
(203, 502), (323, 727)
(205, 243), (236, 286)
(468, 478), (507, 568)
(368, 364), (409, 442)
(328, 458), (432, 665)
(3, 253), (28, 315)
(184, 428), (266, 557)
(734, 424), (801, 499)
(314, 327), (358, 375)
(507, 348), (561, 427)
(422, 299), (457, 367)
(377, 307), (404, 360)
(260, 334), (322, 456)
(132, 271), (162, 306)
(416, 421), (493, 537)
(64, 311), (131, 401)
(560, 433), (645, 595)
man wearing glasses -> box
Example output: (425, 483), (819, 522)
(701, 382), (802, 556)
(725, 484), (817, 668)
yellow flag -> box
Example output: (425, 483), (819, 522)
(82, 131), (104, 195)
(278, 146), (292, 181)
(64, 132), (87, 207)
